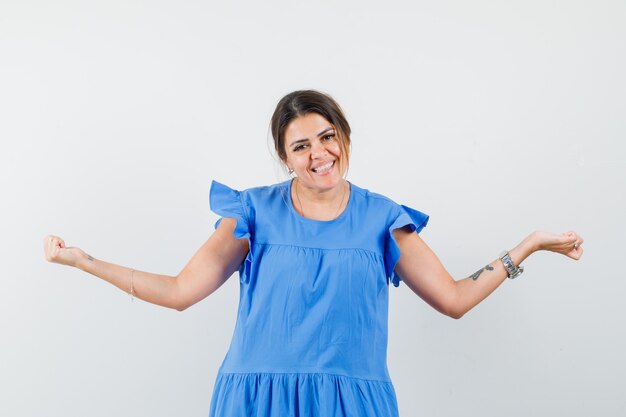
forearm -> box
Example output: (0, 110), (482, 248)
(76, 255), (180, 310)
(452, 233), (537, 318)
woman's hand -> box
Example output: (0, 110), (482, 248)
(531, 231), (584, 260)
(43, 235), (88, 268)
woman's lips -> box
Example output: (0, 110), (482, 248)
(312, 161), (334, 174)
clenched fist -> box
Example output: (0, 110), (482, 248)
(43, 235), (89, 268)
(532, 230), (584, 260)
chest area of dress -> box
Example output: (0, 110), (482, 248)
(246, 212), (391, 295)
(246, 243), (389, 302)
(251, 205), (388, 255)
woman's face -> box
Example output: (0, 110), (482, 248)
(283, 113), (345, 193)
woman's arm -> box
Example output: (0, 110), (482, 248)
(392, 229), (583, 319)
(173, 218), (248, 310)
(43, 218), (248, 311)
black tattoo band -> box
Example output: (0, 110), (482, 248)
(470, 264), (494, 281)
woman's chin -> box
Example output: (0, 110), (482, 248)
(299, 174), (343, 193)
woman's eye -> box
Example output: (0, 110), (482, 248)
(294, 144), (308, 152)
(322, 134), (335, 142)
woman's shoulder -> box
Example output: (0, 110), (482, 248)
(211, 179), (289, 195)
(238, 180), (290, 205)
(211, 179), (290, 211)
(350, 182), (402, 210)
(350, 182), (429, 230)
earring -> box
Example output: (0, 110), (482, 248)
(288, 168), (294, 175)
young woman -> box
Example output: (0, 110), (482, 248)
(44, 89), (583, 416)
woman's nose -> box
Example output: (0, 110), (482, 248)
(310, 142), (328, 158)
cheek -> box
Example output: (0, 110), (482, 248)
(329, 142), (342, 156)
(287, 154), (304, 169)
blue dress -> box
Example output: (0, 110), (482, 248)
(208, 179), (429, 417)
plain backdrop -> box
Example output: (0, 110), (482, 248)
(1, 1), (625, 416)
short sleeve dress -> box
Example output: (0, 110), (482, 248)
(208, 179), (429, 417)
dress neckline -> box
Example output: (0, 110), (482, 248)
(287, 179), (353, 224)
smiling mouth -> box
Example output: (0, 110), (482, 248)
(312, 161), (334, 173)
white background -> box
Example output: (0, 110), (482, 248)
(1, 1), (625, 416)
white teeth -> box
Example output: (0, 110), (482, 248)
(313, 162), (333, 173)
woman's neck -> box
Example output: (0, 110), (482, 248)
(292, 178), (349, 220)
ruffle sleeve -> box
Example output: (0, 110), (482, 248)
(385, 204), (429, 287)
(209, 180), (253, 283)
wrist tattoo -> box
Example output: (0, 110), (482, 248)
(87, 254), (95, 262)
(470, 264), (494, 281)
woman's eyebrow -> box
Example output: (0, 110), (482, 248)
(316, 127), (335, 137)
(291, 127), (335, 146)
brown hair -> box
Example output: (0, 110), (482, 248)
(270, 90), (351, 174)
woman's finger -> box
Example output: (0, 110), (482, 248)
(564, 240), (584, 260)
(570, 245), (584, 260)
(44, 234), (68, 262)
